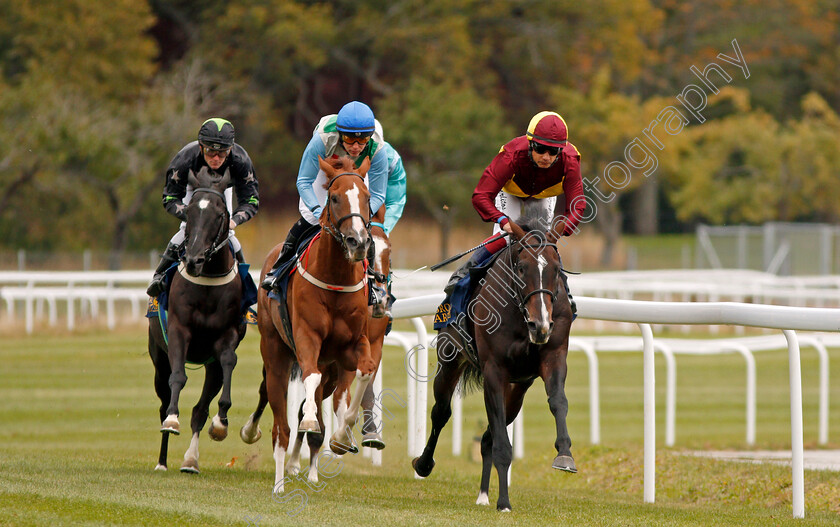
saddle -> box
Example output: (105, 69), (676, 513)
(266, 225), (321, 351)
(146, 243), (259, 347)
(433, 250), (504, 331)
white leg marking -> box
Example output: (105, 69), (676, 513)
(287, 433), (302, 475)
(307, 461), (319, 483)
(273, 441), (287, 492)
(302, 373), (322, 424)
(476, 492), (490, 506)
(184, 432), (200, 462)
(211, 414), (225, 431)
(240, 412), (262, 443)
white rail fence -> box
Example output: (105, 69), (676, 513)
(390, 293), (840, 519)
(3, 270), (840, 517)
(4, 268), (840, 334)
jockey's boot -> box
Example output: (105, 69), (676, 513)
(260, 233), (299, 293)
(234, 250), (245, 264)
(366, 241), (386, 318)
(443, 247), (490, 297)
(146, 243), (181, 297)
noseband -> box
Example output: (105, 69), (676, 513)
(508, 240), (559, 323)
(190, 187), (230, 261)
(323, 171), (371, 247)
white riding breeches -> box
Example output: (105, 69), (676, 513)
(492, 191), (557, 241)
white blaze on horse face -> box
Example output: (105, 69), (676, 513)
(536, 254), (550, 325)
(198, 198), (210, 210)
(345, 183), (367, 236)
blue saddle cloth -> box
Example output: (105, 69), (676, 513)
(146, 244), (259, 345)
(265, 227), (321, 351)
(433, 250), (499, 331)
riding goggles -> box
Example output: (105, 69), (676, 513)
(202, 145), (232, 158)
(341, 134), (371, 145)
(530, 141), (561, 156)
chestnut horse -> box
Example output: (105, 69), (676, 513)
(412, 222), (576, 511)
(281, 204), (393, 473)
(147, 168), (246, 473)
(242, 157), (377, 493)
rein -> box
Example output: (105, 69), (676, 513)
(323, 172), (371, 246)
(508, 240), (560, 323)
(184, 187), (236, 280)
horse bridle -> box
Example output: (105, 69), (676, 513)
(189, 187), (230, 263)
(323, 171), (371, 248)
(507, 239), (560, 323)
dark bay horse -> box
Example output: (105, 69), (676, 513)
(412, 222), (576, 511)
(148, 168), (246, 473)
(241, 157), (377, 492)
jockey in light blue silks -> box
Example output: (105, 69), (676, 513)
(373, 120), (407, 235)
(261, 101), (390, 313)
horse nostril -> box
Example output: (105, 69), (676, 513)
(548, 321), (554, 334)
(527, 321), (538, 334)
(346, 237), (359, 249)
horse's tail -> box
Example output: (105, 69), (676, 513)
(290, 360), (302, 381)
(459, 359), (484, 395)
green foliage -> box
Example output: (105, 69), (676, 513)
(4, 0), (840, 260)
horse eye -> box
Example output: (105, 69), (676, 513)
(330, 195), (338, 203)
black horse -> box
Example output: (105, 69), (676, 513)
(412, 221), (576, 511)
(148, 168), (246, 473)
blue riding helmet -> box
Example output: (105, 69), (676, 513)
(336, 101), (375, 137)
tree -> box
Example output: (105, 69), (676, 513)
(378, 77), (512, 260)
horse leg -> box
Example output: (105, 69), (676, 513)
(285, 399), (307, 476)
(262, 330), (293, 493)
(412, 348), (465, 478)
(240, 368), (267, 444)
(305, 382), (327, 484)
(295, 332), (324, 434)
(359, 372), (385, 450)
(482, 368), (514, 512)
(329, 338), (375, 455)
(149, 331), (172, 471)
(476, 380), (533, 507)
(161, 326), (191, 434)
(179, 360), (224, 474)
(208, 329), (240, 442)
(541, 350), (576, 473)
(329, 371), (354, 455)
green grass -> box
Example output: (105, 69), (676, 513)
(2, 327), (840, 526)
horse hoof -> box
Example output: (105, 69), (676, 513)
(180, 458), (200, 474)
(411, 456), (434, 478)
(361, 433), (385, 450)
(329, 439), (357, 456)
(161, 417), (180, 435)
(298, 419), (320, 434)
(208, 416), (228, 442)
(154, 464), (167, 472)
(239, 425), (262, 444)
(475, 492), (490, 506)
(497, 506), (512, 513)
(286, 463), (300, 476)
(552, 455), (577, 473)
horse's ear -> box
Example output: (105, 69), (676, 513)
(508, 221), (527, 242)
(358, 156), (371, 176)
(216, 169), (232, 191)
(187, 169), (199, 189)
(318, 156), (335, 178)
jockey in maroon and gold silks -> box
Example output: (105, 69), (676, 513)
(472, 135), (585, 236)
